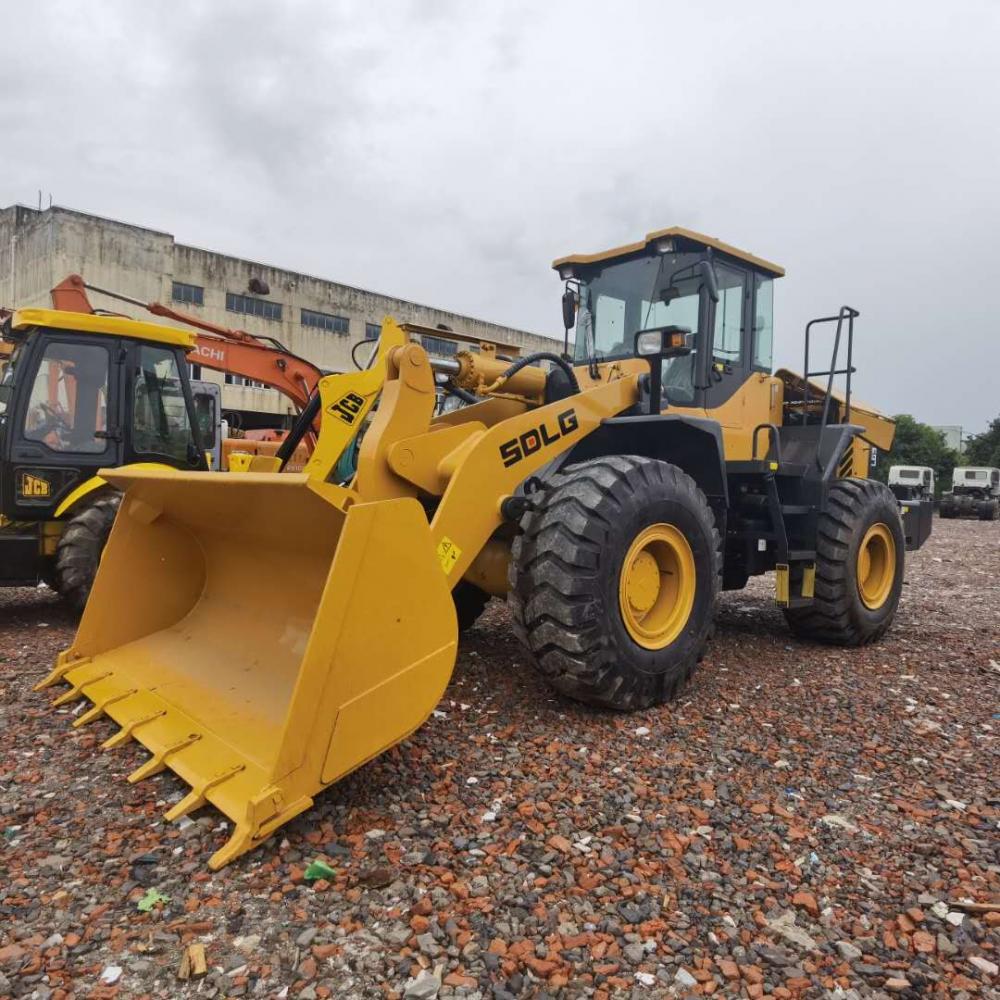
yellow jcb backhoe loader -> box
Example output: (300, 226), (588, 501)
(37, 227), (931, 868)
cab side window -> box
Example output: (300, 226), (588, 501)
(712, 265), (745, 362)
(23, 342), (110, 453)
(752, 275), (774, 371)
(132, 346), (194, 462)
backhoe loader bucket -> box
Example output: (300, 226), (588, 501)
(36, 466), (458, 868)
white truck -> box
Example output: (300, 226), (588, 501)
(939, 466), (1000, 520)
(888, 465), (935, 502)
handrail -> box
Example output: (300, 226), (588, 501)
(803, 306), (859, 427)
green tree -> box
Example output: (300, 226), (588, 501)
(871, 414), (958, 491)
(964, 415), (1000, 467)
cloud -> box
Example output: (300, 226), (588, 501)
(2, 0), (998, 430)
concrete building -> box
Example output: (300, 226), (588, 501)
(0, 204), (559, 427)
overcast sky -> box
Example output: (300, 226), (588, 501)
(3, 1), (998, 433)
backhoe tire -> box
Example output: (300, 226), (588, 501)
(54, 493), (121, 613)
(784, 478), (904, 646)
(508, 456), (720, 711)
(453, 580), (491, 633)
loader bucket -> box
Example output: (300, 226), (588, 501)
(37, 466), (458, 868)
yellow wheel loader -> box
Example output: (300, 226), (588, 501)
(37, 227), (931, 868)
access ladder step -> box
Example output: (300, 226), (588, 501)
(786, 549), (816, 562)
(784, 596), (814, 609)
(780, 504), (812, 515)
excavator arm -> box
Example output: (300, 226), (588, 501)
(49, 274), (324, 410)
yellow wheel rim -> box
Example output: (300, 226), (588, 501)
(857, 522), (896, 610)
(618, 523), (696, 649)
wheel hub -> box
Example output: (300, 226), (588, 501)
(619, 523), (696, 650)
(857, 522), (895, 610)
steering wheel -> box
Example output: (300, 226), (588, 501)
(34, 402), (73, 438)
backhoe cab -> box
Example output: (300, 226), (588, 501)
(38, 227), (931, 869)
(0, 308), (213, 605)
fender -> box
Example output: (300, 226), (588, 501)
(551, 413), (728, 505)
(53, 464), (178, 519)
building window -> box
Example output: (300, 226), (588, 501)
(301, 308), (350, 335)
(172, 281), (204, 306)
(421, 335), (459, 358)
(223, 373), (269, 388)
(365, 322), (381, 340)
(188, 362), (203, 380)
(226, 291), (282, 322)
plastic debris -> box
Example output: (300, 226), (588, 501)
(136, 887), (170, 912)
(303, 859), (337, 882)
(100, 965), (123, 985)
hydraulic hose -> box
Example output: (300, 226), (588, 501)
(276, 390), (322, 469)
(484, 351), (580, 395)
(447, 383), (479, 405)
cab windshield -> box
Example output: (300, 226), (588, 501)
(575, 252), (705, 404)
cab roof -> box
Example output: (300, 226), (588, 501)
(11, 308), (196, 350)
(553, 226), (785, 277)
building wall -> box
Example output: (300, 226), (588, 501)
(1, 204), (560, 423)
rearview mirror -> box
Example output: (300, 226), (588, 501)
(700, 260), (720, 303)
(562, 288), (577, 330)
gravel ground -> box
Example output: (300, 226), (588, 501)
(1, 517), (997, 1000)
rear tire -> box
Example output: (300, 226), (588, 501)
(509, 456), (720, 711)
(54, 494), (121, 613)
(978, 500), (998, 521)
(784, 478), (904, 646)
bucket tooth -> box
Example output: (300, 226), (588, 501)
(33, 654), (91, 692)
(207, 792), (314, 871)
(164, 764), (246, 823)
(128, 733), (202, 784)
(209, 820), (257, 871)
(51, 672), (110, 707)
(102, 710), (167, 750)
(72, 688), (138, 729)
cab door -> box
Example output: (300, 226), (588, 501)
(124, 342), (208, 471)
(2, 331), (122, 520)
(703, 262), (750, 429)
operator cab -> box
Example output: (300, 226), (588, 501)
(0, 308), (209, 522)
(554, 227), (784, 410)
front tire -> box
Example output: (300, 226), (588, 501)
(784, 478), (904, 646)
(509, 456), (720, 711)
(54, 494), (121, 612)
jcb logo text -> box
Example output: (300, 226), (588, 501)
(330, 391), (365, 425)
(20, 473), (51, 498)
